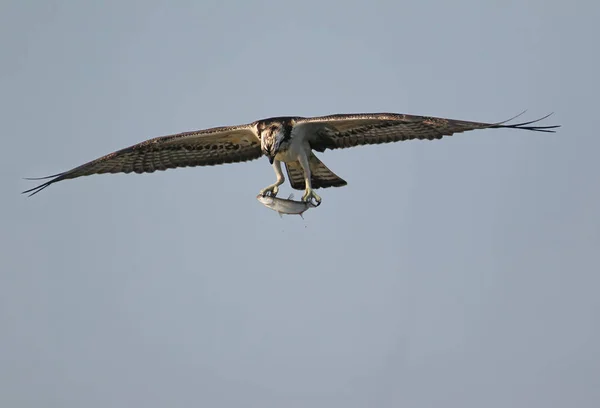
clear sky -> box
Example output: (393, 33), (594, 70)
(2, 1), (599, 407)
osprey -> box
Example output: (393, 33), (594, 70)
(23, 111), (559, 202)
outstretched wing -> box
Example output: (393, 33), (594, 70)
(23, 123), (262, 196)
(295, 112), (560, 152)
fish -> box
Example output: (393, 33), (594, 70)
(256, 193), (318, 218)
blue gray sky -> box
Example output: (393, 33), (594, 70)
(2, 1), (599, 407)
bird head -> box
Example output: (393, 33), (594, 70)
(259, 122), (286, 164)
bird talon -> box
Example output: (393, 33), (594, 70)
(259, 185), (279, 197)
(302, 188), (321, 206)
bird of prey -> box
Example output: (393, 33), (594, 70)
(23, 111), (559, 202)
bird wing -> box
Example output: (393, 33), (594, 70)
(23, 123), (262, 196)
(295, 112), (560, 152)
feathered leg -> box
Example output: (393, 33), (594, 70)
(259, 160), (285, 197)
(298, 151), (322, 205)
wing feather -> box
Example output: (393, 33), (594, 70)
(295, 112), (560, 151)
(23, 123), (262, 196)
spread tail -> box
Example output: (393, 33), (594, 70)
(285, 153), (347, 190)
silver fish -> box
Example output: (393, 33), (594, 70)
(256, 193), (318, 218)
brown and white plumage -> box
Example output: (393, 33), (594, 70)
(23, 111), (560, 201)
(23, 123), (262, 196)
(295, 111), (558, 151)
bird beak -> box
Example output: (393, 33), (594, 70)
(268, 156), (274, 164)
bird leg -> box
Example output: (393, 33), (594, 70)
(298, 152), (322, 206)
(259, 160), (285, 197)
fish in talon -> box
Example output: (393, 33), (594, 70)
(256, 193), (317, 218)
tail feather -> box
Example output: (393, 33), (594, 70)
(285, 153), (347, 190)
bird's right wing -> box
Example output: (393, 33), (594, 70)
(23, 123), (262, 196)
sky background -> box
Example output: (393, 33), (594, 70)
(1, 0), (599, 407)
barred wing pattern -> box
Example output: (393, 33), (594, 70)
(23, 124), (262, 196)
(298, 112), (559, 152)
(285, 153), (347, 190)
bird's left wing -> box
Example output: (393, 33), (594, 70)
(23, 123), (262, 196)
(295, 112), (560, 152)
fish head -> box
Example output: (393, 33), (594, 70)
(256, 193), (274, 205)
